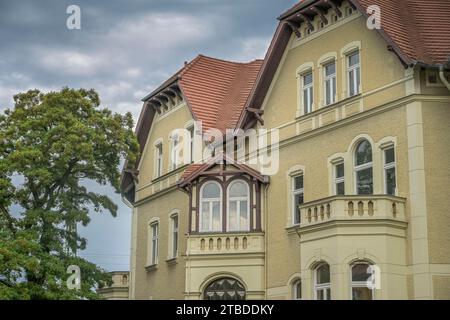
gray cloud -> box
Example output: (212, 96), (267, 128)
(0, 0), (298, 271)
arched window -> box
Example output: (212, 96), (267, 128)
(354, 140), (373, 194)
(351, 262), (375, 300)
(227, 180), (250, 232)
(200, 181), (222, 232)
(204, 278), (246, 300)
(314, 263), (331, 300)
(292, 279), (302, 300)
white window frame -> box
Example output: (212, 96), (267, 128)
(347, 51), (361, 97)
(354, 141), (373, 195)
(314, 264), (331, 300)
(150, 222), (159, 265)
(170, 214), (179, 259)
(155, 142), (163, 178)
(324, 61), (337, 106)
(292, 279), (302, 300)
(334, 161), (345, 195)
(199, 181), (223, 233)
(226, 180), (250, 232)
(292, 174), (304, 225)
(302, 71), (314, 114)
(383, 146), (397, 195)
(350, 262), (375, 300)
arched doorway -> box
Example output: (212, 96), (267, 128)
(203, 277), (246, 300)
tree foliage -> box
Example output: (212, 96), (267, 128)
(0, 88), (139, 299)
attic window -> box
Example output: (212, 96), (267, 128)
(347, 7), (354, 15)
(427, 70), (438, 84)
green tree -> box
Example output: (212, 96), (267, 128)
(0, 88), (139, 299)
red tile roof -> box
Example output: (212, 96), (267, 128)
(179, 55), (263, 133)
(355, 0), (450, 65)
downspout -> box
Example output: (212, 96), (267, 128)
(438, 65), (450, 91)
(122, 196), (135, 300)
(264, 183), (269, 300)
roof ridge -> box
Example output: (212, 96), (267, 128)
(196, 54), (264, 66)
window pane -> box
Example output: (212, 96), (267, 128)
(212, 201), (221, 231)
(325, 80), (331, 105)
(303, 72), (313, 85)
(295, 281), (302, 299)
(349, 69), (355, 96)
(317, 289), (324, 300)
(336, 182), (345, 195)
(202, 183), (221, 198)
(356, 66), (360, 93)
(202, 202), (210, 230)
(386, 167), (396, 195)
(349, 52), (359, 66)
(352, 263), (371, 281)
(357, 168), (373, 195)
(352, 287), (373, 300)
(336, 163), (344, 178)
(240, 201), (248, 230)
(385, 148), (395, 164)
(228, 201), (237, 230)
(325, 63), (335, 76)
(326, 288), (331, 300)
(316, 264), (330, 284)
(294, 193), (304, 224)
(303, 89), (309, 114)
(229, 181), (248, 197)
(294, 175), (304, 190)
(355, 140), (372, 165)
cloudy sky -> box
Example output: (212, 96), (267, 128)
(0, 0), (297, 271)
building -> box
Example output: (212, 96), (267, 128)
(121, 0), (450, 300)
(97, 272), (130, 300)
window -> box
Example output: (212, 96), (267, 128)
(170, 214), (179, 258)
(334, 162), (345, 195)
(155, 143), (163, 178)
(347, 7), (354, 15)
(292, 279), (302, 300)
(170, 135), (179, 170)
(200, 182), (222, 232)
(324, 62), (336, 105)
(302, 72), (313, 114)
(315, 263), (331, 300)
(150, 223), (159, 265)
(227, 180), (250, 232)
(188, 126), (194, 164)
(354, 140), (373, 195)
(351, 263), (374, 300)
(384, 147), (396, 195)
(204, 278), (246, 300)
(292, 174), (304, 225)
(348, 51), (360, 96)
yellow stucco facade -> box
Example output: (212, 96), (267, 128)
(125, 1), (450, 300)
